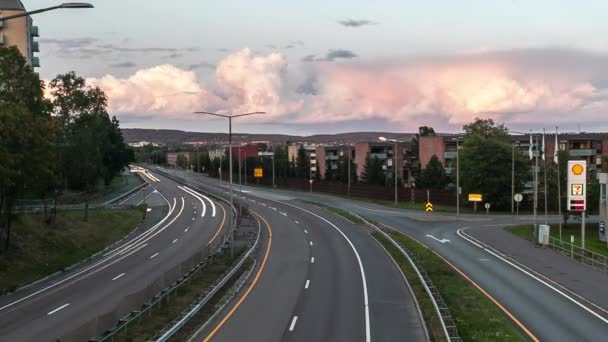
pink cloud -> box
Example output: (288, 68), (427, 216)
(85, 48), (608, 129)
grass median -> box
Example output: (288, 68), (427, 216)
(0, 207), (145, 294)
(303, 201), (365, 224)
(507, 223), (608, 257)
(374, 229), (526, 342)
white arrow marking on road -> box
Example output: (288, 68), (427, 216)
(426, 234), (450, 243)
(47, 303), (70, 315)
(112, 273), (126, 281)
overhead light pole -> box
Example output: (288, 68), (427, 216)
(0, 2), (94, 21)
(194, 111), (265, 255)
(379, 136), (404, 207)
(452, 136), (462, 216)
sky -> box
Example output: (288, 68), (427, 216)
(27, 0), (608, 135)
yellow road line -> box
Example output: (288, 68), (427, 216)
(381, 223), (540, 342)
(207, 203), (226, 246)
(202, 211), (273, 342)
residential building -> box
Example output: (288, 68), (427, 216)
(355, 141), (414, 186)
(0, 0), (40, 67)
(315, 145), (352, 179)
(230, 144), (260, 162)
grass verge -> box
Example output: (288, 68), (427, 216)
(121, 255), (251, 342)
(376, 229), (526, 341)
(0, 207), (145, 294)
(303, 201), (365, 224)
(506, 224), (608, 257)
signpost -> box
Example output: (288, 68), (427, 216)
(567, 160), (587, 249)
(254, 168), (263, 178)
(514, 193), (523, 217)
(484, 202), (491, 215)
(425, 202), (433, 213)
(469, 193), (482, 212)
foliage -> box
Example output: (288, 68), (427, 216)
(361, 155), (385, 186)
(416, 155), (448, 190)
(295, 145), (310, 179)
(410, 126), (436, 185)
(460, 118), (530, 210)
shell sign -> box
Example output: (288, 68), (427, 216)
(567, 160), (587, 211)
(571, 163), (584, 176)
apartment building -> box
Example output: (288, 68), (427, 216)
(0, 0), (40, 67)
(354, 141), (415, 186)
(315, 145), (353, 179)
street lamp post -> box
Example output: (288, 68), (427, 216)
(0, 3), (93, 21)
(194, 111), (265, 256)
(379, 137), (403, 207)
(455, 137), (460, 216)
(347, 145), (352, 198)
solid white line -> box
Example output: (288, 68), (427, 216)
(150, 252), (159, 259)
(289, 316), (298, 331)
(112, 273), (126, 281)
(47, 303), (70, 315)
(184, 186), (217, 217)
(310, 257), (315, 263)
(281, 202), (371, 342)
(305, 280), (310, 289)
(172, 238), (178, 244)
(179, 186), (207, 217)
(458, 227), (608, 325)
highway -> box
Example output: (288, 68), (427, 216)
(164, 169), (427, 342)
(174, 170), (608, 341)
(0, 169), (227, 341)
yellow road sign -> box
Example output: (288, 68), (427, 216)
(425, 202), (433, 212)
(468, 194), (482, 202)
(254, 168), (263, 178)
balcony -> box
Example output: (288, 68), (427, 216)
(569, 149), (598, 157)
(31, 57), (40, 68)
(31, 41), (39, 52)
(30, 25), (39, 37)
(444, 151), (457, 159)
(369, 153), (387, 159)
(445, 167), (453, 175)
(325, 155), (339, 160)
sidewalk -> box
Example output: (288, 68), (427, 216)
(467, 225), (608, 314)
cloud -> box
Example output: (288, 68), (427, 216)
(86, 47), (608, 131)
(337, 19), (376, 27)
(188, 61), (215, 70)
(301, 49), (358, 62)
(40, 37), (199, 60)
(110, 62), (137, 68)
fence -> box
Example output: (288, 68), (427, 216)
(546, 236), (608, 273)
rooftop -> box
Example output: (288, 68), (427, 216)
(0, 0), (25, 11)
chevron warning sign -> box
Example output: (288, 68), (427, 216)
(425, 202), (433, 212)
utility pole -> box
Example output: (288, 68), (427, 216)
(238, 146), (242, 192)
(512, 142), (515, 215)
(556, 127), (562, 240)
(309, 152), (312, 193)
(534, 133), (539, 240)
(456, 137), (460, 216)
(194, 111), (266, 257)
(543, 129), (548, 225)
(394, 141), (398, 207)
(347, 145), (351, 197)
(272, 146), (275, 188)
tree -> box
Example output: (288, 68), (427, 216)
(361, 155), (385, 186)
(0, 46), (55, 250)
(295, 145), (309, 178)
(416, 155), (448, 190)
(460, 118), (530, 210)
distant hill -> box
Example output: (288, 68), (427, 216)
(121, 128), (419, 146)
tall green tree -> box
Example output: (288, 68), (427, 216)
(0, 47), (55, 250)
(361, 155), (385, 186)
(295, 145), (309, 178)
(416, 155), (448, 190)
(460, 118), (530, 210)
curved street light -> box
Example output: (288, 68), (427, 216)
(0, 3), (93, 22)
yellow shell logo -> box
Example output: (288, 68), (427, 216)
(572, 164), (584, 175)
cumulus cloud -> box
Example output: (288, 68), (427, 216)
(337, 19), (376, 27)
(86, 47), (608, 130)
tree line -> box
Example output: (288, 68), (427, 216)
(0, 46), (132, 251)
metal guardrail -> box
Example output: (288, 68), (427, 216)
(153, 211), (262, 342)
(357, 215), (461, 342)
(545, 236), (608, 273)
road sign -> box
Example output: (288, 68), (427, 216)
(254, 168), (263, 178)
(514, 193), (523, 202)
(468, 194), (482, 202)
(258, 151), (275, 156)
(425, 202), (433, 212)
(484, 203), (491, 209)
(567, 160), (586, 211)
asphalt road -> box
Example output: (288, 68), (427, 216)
(168, 169), (428, 342)
(172, 171), (608, 341)
(0, 169), (227, 341)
